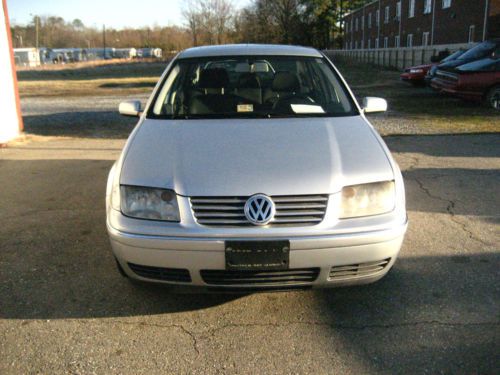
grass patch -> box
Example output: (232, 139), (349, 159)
(18, 77), (158, 97)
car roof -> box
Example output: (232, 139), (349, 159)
(178, 44), (323, 59)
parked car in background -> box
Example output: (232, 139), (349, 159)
(434, 39), (500, 72)
(106, 44), (407, 290)
(401, 63), (436, 85)
(424, 49), (467, 85)
(401, 49), (464, 86)
(431, 57), (500, 109)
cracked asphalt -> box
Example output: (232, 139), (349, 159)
(0, 132), (499, 374)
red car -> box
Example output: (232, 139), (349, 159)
(401, 63), (435, 85)
(431, 58), (500, 109)
(401, 49), (466, 85)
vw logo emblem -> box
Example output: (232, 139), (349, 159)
(244, 194), (275, 225)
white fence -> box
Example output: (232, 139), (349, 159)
(325, 43), (471, 70)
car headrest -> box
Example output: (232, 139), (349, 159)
(198, 68), (229, 89)
(272, 71), (300, 92)
(238, 73), (261, 89)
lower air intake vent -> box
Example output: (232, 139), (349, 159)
(128, 263), (191, 282)
(200, 268), (320, 286)
(329, 259), (391, 280)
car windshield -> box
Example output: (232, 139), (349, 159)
(457, 41), (495, 60)
(442, 49), (465, 62)
(150, 55), (357, 119)
(458, 58), (499, 72)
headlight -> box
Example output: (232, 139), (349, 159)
(410, 68), (424, 74)
(340, 181), (395, 219)
(120, 185), (180, 221)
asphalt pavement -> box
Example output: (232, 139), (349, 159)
(0, 125), (499, 373)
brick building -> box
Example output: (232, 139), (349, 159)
(344, 0), (500, 50)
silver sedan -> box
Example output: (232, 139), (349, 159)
(106, 44), (407, 290)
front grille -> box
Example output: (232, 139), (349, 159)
(329, 258), (391, 280)
(200, 268), (320, 286)
(128, 263), (191, 282)
(190, 195), (328, 226)
(436, 70), (458, 81)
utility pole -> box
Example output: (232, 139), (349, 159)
(30, 14), (39, 49)
(102, 24), (106, 59)
(35, 16), (39, 49)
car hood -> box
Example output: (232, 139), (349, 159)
(406, 63), (434, 71)
(438, 58), (476, 71)
(120, 116), (394, 196)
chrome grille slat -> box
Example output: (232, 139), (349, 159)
(190, 198), (247, 204)
(190, 194), (328, 227)
(195, 212), (245, 218)
(275, 210), (325, 216)
(273, 217), (323, 223)
(329, 259), (391, 280)
(192, 204), (244, 210)
(272, 196), (328, 202)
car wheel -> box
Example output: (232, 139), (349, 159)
(486, 85), (500, 110)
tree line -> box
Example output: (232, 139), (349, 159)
(11, 0), (372, 52)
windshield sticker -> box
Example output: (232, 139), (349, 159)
(291, 104), (325, 114)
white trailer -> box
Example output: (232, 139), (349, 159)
(13, 47), (40, 67)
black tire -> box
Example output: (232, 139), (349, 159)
(485, 85), (500, 110)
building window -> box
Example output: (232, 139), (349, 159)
(385, 6), (390, 23)
(442, 0), (451, 9)
(424, 0), (432, 14)
(355, 40), (358, 49)
(384, 37), (389, 48)
(368, 13), (372, 28)
(355, 17), (359, 32)
(361, 39), (364, 49)
(351, 18), (353, 33)
(368, 39), (371, 49)
(362, 15), (364, 30)
(396, 2), (401, 20)
(407, 34), (413, 47)
(395, 35), (400, 47)
(468, 25), (475, 43)
(409, 0), (415, 18)
(422, 32), (430, 46)
(375, 38), (379, 48)
(376, 9), (380, 26)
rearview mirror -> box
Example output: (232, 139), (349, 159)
(362, 97), (387, 114)
(119, 100), (142, 117)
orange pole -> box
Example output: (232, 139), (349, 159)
(3, 0), (23, 132)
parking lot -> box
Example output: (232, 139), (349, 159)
(1, 61), (499, 374)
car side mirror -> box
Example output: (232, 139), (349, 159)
(362, 97), (388, 114)
(119, 100), (142, 117)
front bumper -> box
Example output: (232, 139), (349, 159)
(107, 218), (407, 289)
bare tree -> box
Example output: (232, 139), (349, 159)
(183, 0), (235, 45)
(182, 0), (202, 46)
